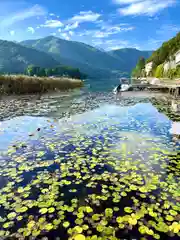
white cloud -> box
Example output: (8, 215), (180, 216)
(115, 0), (176, 16)
(61, 33), (70, 40)
(91, 38), (138, 51)
(10, 30), (15, 36)
(69, 11), (101, 23)
(69, 31), (74, 36)
(113, 0), (141, 4)
(64, 22), (79, 31)
(78, 23), (134, 39)
(104, 39), (140, 50)
(27, 27), (35, 34)
(49, 13), (55, 16)
(1, 4), (47, 28)
(40, 19), (64, 28)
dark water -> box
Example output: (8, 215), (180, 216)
(0, 87), (179, 240)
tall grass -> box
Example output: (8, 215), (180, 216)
(0, 75), (83, 94)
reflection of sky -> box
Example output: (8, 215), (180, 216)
(0, 103), (174, 152)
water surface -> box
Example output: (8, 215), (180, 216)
(0, 89), (179, 240)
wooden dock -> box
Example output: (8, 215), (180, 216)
(131, 83), (180, 97)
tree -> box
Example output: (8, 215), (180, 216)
(38, 68), (46, 77)
(45, 68), (53, 76)
(137, 57), (145, 70)
(155, 64), (164, 78)
(26, 65), (40, 76)
(131, 57), (145, 78)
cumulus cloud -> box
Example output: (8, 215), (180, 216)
(113, 0), (176, 16)
(64, 22), (79, 31)
(27, 26), (35, 34)
(10, 30), (15, 36)
(40, 19), (64, 28)
(69, 11), (101, 23)
(69, 31), (74, 36)
(61, 32), (70, 40)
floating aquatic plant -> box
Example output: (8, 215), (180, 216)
(0, 101), (179, 240)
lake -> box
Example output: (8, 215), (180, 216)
(0, 87), (179, 240)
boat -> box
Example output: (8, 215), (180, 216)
(113, 83), (132, 94)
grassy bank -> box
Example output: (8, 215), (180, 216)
(0, 75), (83, 94)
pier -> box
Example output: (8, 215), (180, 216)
(130, 79), (180, 97)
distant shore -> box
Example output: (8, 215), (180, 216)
(0, 75), (83, 94)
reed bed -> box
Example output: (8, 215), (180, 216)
(0, 75), (83, 94)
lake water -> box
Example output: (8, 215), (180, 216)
(0, 87), (179, 240)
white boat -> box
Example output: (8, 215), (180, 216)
(113, 84), (132, 94)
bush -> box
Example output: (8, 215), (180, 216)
(155, 64), (164, 78)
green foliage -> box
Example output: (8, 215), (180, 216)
(166, 67), (180, 79)
(0, 40), (59, 74)
(146, 32), (180, 69)
(155, 64), (164, 78)
(131, 57), (146, 77)
(25, 65), (86, 79)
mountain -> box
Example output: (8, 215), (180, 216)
(108, 48), (153, 71)
(0, 40), (60, 74)
(20, 36), (152, 78)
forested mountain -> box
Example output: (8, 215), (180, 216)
(108, 48), (152, 71)
(0, 36), (153, 79)
(20, 36), (152, 78)
(0, 40), (59, 73)
(0, 40), (86, 79)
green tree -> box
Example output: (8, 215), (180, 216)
(26, 65), (40, 76)
(155, 64), (164, 78)
(38, 68), (46, 77)
(131, 57), (145, 78)
(138, 57), (145, 70)
(45, 68), (53, 76)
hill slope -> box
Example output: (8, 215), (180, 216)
(0, 40), (60, 73)
(20, 36), (152, 78)
(108, 48), (153, 71)
(147, 32), (180, 67)
(132, 32), (180, 79)
(20, 36), (125, 71)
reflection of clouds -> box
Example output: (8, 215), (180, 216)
(0, 103), (174, 153)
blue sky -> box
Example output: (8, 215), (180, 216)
(0, 0), (180, 51)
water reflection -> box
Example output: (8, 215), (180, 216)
(0, 100), (179, 239)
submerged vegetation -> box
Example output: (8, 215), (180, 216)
(0, 74), (83, 94)
(0, 94), (179, 240)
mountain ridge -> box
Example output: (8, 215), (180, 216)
(0, 39), (60, 73)
(0, 36), (153, 79)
